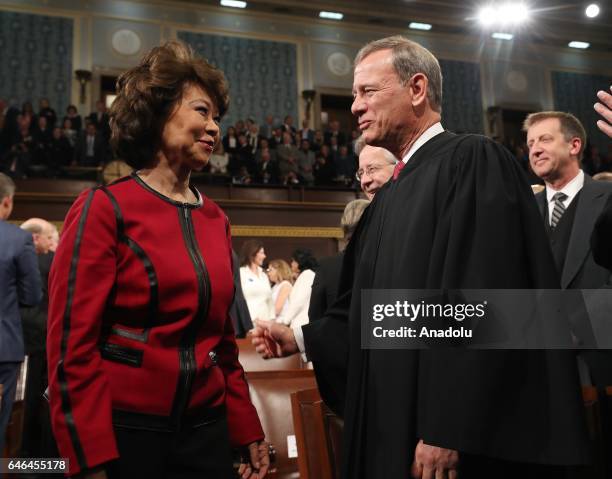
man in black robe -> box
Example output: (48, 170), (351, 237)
(253, 36), (590, 478)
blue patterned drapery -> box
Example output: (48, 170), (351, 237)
(0, 11), (73, 116)
(178, 31), (298, 131)
(439, 59), (484, 134)
(552, 71), (612, 153)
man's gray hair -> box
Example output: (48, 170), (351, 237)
(0, 172), (16, 200)
(21, 217), (51, 235)
(355, 135), (397, 165)
(354, 35), (443, 113)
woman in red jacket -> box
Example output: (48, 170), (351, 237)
(47, 41), (269, 479)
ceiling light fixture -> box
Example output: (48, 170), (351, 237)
(409, 22), (433, 30)
(319, 11), (343, 20)
(585, 4), (600, 18)
(568, 41), (590, 49)
(492, 32), (514, 40)
(220, 0), (247, 8)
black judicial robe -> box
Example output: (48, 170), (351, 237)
(302, 131), (590, 478)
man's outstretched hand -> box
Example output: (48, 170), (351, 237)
(251, 320), (299, 358)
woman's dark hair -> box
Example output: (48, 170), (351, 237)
(291, 248), (318, 273)
(109, 40), (230, 169)
(240, 240), (265, 267)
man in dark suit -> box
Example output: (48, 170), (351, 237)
(0, 173), (42, 453)
(525, 111), (612, 386)
(19, 218), (55, 457)
(87, 100), (111, 140)
(74, 122), (108, 166)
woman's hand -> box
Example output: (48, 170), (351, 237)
(237, 440), (270, 479)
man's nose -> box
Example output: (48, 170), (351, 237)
(351, 97), (364, 116)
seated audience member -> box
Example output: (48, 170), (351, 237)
(87, 99), (111, 140)
(281, 114), (296, 138)
(261, 114), (275, 141)
(297, 139), (315, 185)
(61, 118), (78, 148)
(234, 133), (255, 174)
(222, 125), (238, 159)
(354, 134), (397, 199)
(297, 119), (314, 143)
(311, 129), (325, 153)
(269, 127), (283, 149)
(254, 147), (280, 184)
(48, 127), (73, 173)
(38, 98), (57, 128)
(266, 259), (293, 324)
(324, 119), (346, 146)
(275, 248), (318, 328)
(313, 144), (335, 186)
(209, 141), (229, 174)
(335, 144), (356, 184)
(21, 101), (35, 132)
(276, 132), (299, 184)
(234, 119), (246, 136)
(240, 240), (273, 322)
(246, 123), (262, 156)
(74, 122), (107, 166)
(3, 142), (32, 179)
(62, 105), (82, 133)
(233, 165), (253, 185)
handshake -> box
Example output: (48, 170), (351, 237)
(250, 320), (300, 359)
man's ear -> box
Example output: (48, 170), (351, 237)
(409, 73), (429, 107)
(569, 137), (582, 157)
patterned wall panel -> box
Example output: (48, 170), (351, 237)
(552, 71), (612, 152)
(440, 59), (484, 134)
(0, 11), (73, 115)
(178, 31), (298, 131)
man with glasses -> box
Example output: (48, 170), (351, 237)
(354, 135), (397, 199)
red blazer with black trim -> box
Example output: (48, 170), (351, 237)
(47, 174), (264, 476)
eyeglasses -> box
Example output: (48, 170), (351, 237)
(355, 163), (392, 181)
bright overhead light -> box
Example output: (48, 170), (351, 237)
(585, 4), (600, 18)
(478, 6), (497, 26)
(220, 0), (246, 8)
(409, 22), (432, 30)
(492, 32), (514, 40)
(478, 3), (529, 26)
(499, 3), (529, 24)
(568, 41), (590, 49)
(319, 11), (343, 20)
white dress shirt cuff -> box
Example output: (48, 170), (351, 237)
(292, 324), (308, 362)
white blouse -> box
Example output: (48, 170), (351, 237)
(271, 280), (292, 323)
(240, 265), (273, 322)
(277, 269), (315, 328)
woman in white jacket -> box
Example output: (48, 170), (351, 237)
(239, 240), (273, 323)
(277, 248), (318, 328)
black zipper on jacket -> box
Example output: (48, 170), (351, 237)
(171, 206), (212, 428)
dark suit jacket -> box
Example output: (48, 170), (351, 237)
(592, 194), (612, 271)
(229, 250), (253, 337)
(74, 132), (107, 166)
(308, 253), (343, 324)
(0, 220), (42, 362)
(536, 175), (612, 290)
(536, 175), (612, 384)
(20, 252), (53, 355)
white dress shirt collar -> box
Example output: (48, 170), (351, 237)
(545, 169), (584, 205)
(400, 122), (445, 164)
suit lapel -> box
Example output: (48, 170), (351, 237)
(562, 176), (606, 288)
(536, 192), (547, 219)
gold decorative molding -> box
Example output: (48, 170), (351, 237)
(9, 221), (342, 238)
(232, 225), (342, 238)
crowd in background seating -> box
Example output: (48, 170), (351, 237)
(0, 97), (362, 188)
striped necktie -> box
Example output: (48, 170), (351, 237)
(392, 161), (405, 180)
(550, 192), (568, 228)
